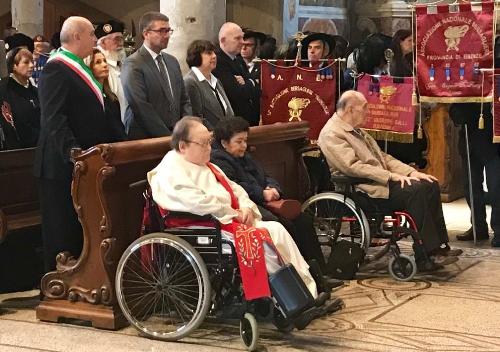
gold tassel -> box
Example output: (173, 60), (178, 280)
(412, 91), (418, 106)
(417, 125), (423, 139)
(478, 114), (484, 129)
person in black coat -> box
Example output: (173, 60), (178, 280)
(210, 118), (341, 286)
(449, 102), (500, 246)
(0, 47), (40, 150)
(34, 16), (126, 272)
(213, 22), (260, 126)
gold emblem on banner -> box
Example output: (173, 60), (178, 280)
(288, 97), (310, 121)
(379, 86), (397, 104)
(444, 25), (469, 52)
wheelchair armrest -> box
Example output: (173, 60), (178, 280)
(164, 211), (219, 224)
(330, 174), (374, 186)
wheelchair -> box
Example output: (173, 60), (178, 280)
(300, 146), (428, 281)
(115, 184), (307, 351)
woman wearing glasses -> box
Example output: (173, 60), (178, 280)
(184, 40), (234, 130)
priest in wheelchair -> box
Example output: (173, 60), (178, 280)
(147, 116), (338, 332)
(318, 90), (462, 271)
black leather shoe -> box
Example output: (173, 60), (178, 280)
(456, 227), (489, 241)
(293, 306), (320, 330)
(314, 291), (330, 307)
(324, 276), (344, 289)
(417, 258), (444, 272)
(492, 236), (500, 248)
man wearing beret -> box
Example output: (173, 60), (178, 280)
(96, 19), (128, 128)
(241, 29), (266, 84)
(32, 34), (50, 85)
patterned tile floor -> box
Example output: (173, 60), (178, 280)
(0, 198), (498, 352)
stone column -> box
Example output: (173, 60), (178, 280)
(11, 0), (43, 37)
(160, 0), (226, 73)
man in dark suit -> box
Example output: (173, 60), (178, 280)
(121, 11), (191, 139)
(241, 29), (266, 85)
(213, 22), (260, 126)
(34, 16), (125, 272)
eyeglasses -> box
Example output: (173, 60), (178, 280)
(148, 27), (174, 35)
(186, 137), (214, 148)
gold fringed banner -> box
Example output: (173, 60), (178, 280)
(357, 75), (415, 143)
(416, 2), (494, 102)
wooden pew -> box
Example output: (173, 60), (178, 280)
(0, 148), (40, 244)
(36, 121), (309, 329)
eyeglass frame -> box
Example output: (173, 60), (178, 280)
(147, 27), (174, 35)
(185, 136), (214, 148)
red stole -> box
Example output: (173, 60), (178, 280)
(206, 162), (274, 300)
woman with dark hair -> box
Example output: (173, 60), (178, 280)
(85, 48), (127, 141)
(211, 117), (343, 289)
(0, 47), (40, 150)
(184, 40), (234, 130)
(390, 29), (413, 77)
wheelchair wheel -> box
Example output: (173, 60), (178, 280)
(240, 312), (259, 351)
(388, 254), (417, 281)
(302, 192), (370, 263)
(115, 232), (211, 341)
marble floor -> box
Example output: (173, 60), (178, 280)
(0, 198), (498, 352)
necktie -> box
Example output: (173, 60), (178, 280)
(156, 55), (174, 100)
(209, 84), (226, 114)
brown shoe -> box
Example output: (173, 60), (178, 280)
(456, 227), (489, 241)
(431, 245), (463, 257)
(431, 255), (459, 266)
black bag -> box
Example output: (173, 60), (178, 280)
(269, 263), (314, 318)
(327, 239), (364, 280)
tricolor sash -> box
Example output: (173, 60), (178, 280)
(49, 48), (104, 108)
(206, 162), (276, 300)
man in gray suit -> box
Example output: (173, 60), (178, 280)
(121, 11), (191, 139)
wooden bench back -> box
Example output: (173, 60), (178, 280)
(0, 148), (40, 242)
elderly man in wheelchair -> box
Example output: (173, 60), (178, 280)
(315, 90), (462, 274)
(115, 116), (341, 351)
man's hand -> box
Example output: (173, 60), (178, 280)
(234, 75), (245, 85)
(237, 207), (255, 226)
(263, 187), (280, 202)
(409, 171), (438, 183)
(389, 173), (419, 188)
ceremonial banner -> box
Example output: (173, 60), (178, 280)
(261, 60), (336, 139)
(416, 2), (494, 103)
(492, 71), (500, 142)
(357, 75), (415, 143)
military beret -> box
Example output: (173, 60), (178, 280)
(95, 20), (125, 39)
(4, 33), (34, 53)
(243, 29), (267, 46)
(32, 34), (48, 43)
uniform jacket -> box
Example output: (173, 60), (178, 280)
(121, 45), (192, 139)
(210, 145), (281, 205)
(212, 48), (260, 126)
(34, 59), (125, 181)
(318, 114), (415, 199)
(183, 69), (234, 130)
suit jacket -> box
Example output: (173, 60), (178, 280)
(34, 59), (125, 181)
(183, 69), (234, 130)
(212, 48), (260, 126)
(318, 114), (415, 199)
(121, 45), (192, 139)
(210, 144), (281, 205)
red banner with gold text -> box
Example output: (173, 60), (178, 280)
(260, 60), (336, 140)
(416, 2), (494, 103)
(357, 75), (415, 143)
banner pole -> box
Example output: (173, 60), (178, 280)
(464, 124), (477, 245)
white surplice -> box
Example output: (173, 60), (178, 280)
(147, 150), (317, 297)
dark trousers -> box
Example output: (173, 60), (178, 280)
(372, 180), (448, 253)
(461, 145), (500, 236)
(38, 178), (83, 272)
(258, 206), (326, 271)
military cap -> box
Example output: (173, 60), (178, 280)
(95, 19), (125, 39)
(4, 33), (34, 53)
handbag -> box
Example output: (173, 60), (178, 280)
(265, 199), (302, 220)
(269, 263), (315, 318)
(326, 239), (364, 280)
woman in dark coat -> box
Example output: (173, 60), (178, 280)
(0, 47), (40, 150)
(211, 117), (341, 286)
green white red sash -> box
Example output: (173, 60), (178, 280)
(49, 48), (104, 109)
